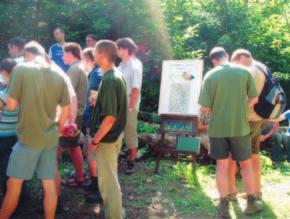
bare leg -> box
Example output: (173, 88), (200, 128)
(68, 146), (85, 181)
(0, 177), (24, 219)
(251, 154), (261, 194)
(216, 158), (229, 198)
(239, 159), (255, 195)
(228, 155), (237, 195)
(129, 147), (138, 161)
(42, 179), (57, 219)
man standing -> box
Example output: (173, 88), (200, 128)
(0, 41), (70, 219)
(8, 37), (26, 63)
(90, 40), (127, 219)
(199, 47), (262, 218)
(117, 37), (143, 175)
(230, 49), (266, 201)
(85, 34), (97, 48)
(62, 42), (88, 186)
(49, 27), (69, 72)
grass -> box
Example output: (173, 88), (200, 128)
(18, 152), (290, 219)
(119, 154), (290, 219)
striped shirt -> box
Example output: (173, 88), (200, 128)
(0, 87), (18, 137)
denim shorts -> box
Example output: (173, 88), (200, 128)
(7, 142), (57, 180)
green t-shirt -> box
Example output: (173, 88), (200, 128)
(90, 68), (127, 143)
(8, 60), (71, 148)
(198, 63), (257, 138)
(67, 61), (88, 116)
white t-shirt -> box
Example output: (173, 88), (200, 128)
(118, 57), (143, 111)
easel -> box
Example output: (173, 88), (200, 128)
(153, 114), (200, 174)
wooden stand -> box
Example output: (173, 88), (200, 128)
(153, 114), (199, 174)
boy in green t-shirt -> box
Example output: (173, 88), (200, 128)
(199, 47), (262, 218)
(89, 40), (127, 219)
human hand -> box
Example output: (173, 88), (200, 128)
(89, 139), (99, 152)
(273, 122), (280, 133)
(89, 98), (96, 107)
(260, 135), (267, 142)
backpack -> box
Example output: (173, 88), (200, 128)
(253, 62), (287, 119)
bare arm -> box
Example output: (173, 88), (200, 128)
(6, 96), (19, 112)
(69, 96), (78, 123)
(129, 88), (140, 110)
(59, 105), (70, 132)
(261, 122), (279, 142)
(249, 97), (258, 107)
(90, 116), (116, 148)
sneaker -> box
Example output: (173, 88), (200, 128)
(244, 195), (262, 215)
(227, 192), (238, 202)
(125, 161), (135, 175)
(217, 198), (230, 218)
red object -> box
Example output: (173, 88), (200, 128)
(62, 123), (78, 137)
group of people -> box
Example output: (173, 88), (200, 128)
(199, 47), (289, 218)
(0, 27), (143, 219)
(0, 26), (288, 219)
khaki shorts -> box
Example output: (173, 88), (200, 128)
(249, 120), (265, 154)
(125, 109), (138, 150)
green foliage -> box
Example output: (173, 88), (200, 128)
(137, 121), (158, 134)
(0, 0), (288, 110)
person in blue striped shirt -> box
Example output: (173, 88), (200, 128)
(0, 58), (18, 196)
(48, 27), (69, 72)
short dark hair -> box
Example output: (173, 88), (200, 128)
(231, 49), (252, 62)
(86, 34), (97, 41)
(24, 41), (46, 57)
(63, 42), (82, 60)
(54, 27), (65, 34)
(209, 47), (227, 61)
(95, 40), (118, 63)
(116, 37), (138, 55)
(8, 37), (26, 50)
(0, 58), (17, 74)
(82, 47), (95, 62)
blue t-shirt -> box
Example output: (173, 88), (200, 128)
(0, 87), (18, 137)
(284, 110), (290, 136)
(83, 67), (102, 128)
(49, 44), (69, 72)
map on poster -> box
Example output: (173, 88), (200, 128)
(158, 60), (203, 116)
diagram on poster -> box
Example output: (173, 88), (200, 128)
(158, 60), (203, 115)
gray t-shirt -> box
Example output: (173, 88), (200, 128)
(118, 58), (143, 111)
(67, 61), (88, 116)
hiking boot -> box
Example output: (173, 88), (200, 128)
(218, 198), (230, 218)
(125, 161), (135, 175)
(227, 192), (238, 202)
(244, 195), (262, 215)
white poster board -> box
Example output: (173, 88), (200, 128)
(158, 60), (204, 116)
